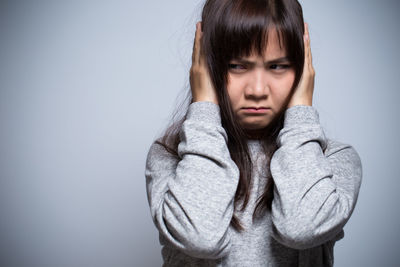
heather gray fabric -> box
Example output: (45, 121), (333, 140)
(145, 101), (362, 266)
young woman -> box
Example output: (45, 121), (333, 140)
(145, 0), (362, 266)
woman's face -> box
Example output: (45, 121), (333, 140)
(227, 29), (295, 135)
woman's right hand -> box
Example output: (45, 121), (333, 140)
(190, 22), (218, 105)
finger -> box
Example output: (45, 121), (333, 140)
(306, 24), (314, 72)
(304, 23), (313, 69)
(308, 45), (313, 71)
(306, 23), (312, 65)
(192, 24), (196, 63)
(192, 22), (199, 64)
(198, 22), (206, 66)
(303, 24), (309, 67)
(193, 22), (203, 65)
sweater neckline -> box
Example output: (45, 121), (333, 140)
(247, 139), (262, 145)
(246, 139), (263, 152)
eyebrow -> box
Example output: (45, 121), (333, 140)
(231, 56), (291, 65)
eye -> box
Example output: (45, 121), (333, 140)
(228, 63), (247, 73)
(229, 63), (245, 69)
(270, 64), (291, 70)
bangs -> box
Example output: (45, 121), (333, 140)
(227, 23), (286, 60)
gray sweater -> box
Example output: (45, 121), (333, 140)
(145, 101), (362, 266)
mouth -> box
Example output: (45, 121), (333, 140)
(243, 106), (269, 110)
(241, 107), (270, 114)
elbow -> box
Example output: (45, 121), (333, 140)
(271, 215), (346, 250)
(157, 213), (231, 259)
(182, 231), (231, 259)
(271, 211), (341, 250)
(271, 219), (317, 250)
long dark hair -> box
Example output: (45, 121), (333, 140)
(157, 0), (305, 232)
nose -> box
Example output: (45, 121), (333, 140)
(244, 69), (268, 100)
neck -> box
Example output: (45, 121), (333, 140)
(244, 129), (265, 140)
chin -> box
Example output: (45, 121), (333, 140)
(240, 119), (271, 130)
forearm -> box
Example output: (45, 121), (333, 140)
(145, 101), (239, 259)
(270, 105), (362, 249)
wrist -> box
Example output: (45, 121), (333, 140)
(287, 98), (312, 108)
(192, 95), (218, 105)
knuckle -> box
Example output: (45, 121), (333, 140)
(190, 67), (196, 76)
(191, 65), (199, 72)
(190, 65), (203, 76)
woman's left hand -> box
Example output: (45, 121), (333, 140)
(288, 22), (315, 108)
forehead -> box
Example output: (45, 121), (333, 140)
(239, 28), (287, 60)
(260, 29), (286, 58)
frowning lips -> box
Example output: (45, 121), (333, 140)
(242, 106), (269, 110)
(241, 107), (270, 114)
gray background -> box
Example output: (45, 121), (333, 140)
(0, 0), (399, 266)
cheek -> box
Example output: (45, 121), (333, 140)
(271, 72), (295, 102)
(226, 76), (243, 107)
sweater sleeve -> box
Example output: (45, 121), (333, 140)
(145, 101), (239, 259)
(270, 105), (362, 250)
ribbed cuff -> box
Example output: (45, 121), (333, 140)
(186, 101), (221, 125)
(283, 105), (320, 127)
